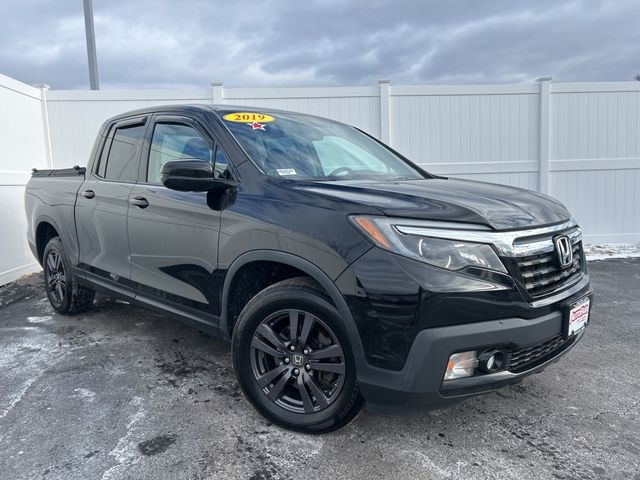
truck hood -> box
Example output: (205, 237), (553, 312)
(296, 178), (571, 230)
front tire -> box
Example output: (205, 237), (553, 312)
(43, 237), (95, 315)
(232, 277), (362, 433)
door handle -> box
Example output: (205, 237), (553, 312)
(82, 190), (95, 199)
(129, 196), (149, 208)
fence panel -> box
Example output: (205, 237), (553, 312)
(0, 74), (49, 284)
(389, 84), (541, 191)
(223, 86), (381, 138)
(548, 83), (640, 242)
(25, 79), (640, 249)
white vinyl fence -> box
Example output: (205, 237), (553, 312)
(0, 74), (50, 285)
(1, 74), (640, 285)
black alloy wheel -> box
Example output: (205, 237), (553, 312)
(250, 309), (346, 414)
(42, 237), (95, 315)
(233, 277), (362, 433)
(45, 248), (66, 308)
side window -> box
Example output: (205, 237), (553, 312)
(148, 123), (212, 184)
(102, 124), (145, 182)
(96, 134), (111, 178)
(213, 146), (231, 179)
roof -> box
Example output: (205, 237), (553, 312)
(104, 103), (338, 124)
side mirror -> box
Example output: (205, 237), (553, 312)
(160, 160), (238, 192)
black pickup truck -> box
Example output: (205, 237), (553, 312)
(25, 105), (593, 433)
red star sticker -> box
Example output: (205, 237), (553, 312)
(248, 121), (266, 130)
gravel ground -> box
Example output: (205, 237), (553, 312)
(0, 259), (638, 480)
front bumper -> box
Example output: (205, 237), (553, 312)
(356, 294), (591, 415)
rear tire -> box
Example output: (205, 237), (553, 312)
(43, 237), (95, 315)
(232, 277), (362, 433)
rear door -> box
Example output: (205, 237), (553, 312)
(76, 116), (147, 292)
(127, 115), (231, 322)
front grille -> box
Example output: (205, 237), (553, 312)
(506, 335), (572, 373)
(516, 241), (583, 297)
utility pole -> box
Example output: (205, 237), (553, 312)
(83, 0), (99, 90)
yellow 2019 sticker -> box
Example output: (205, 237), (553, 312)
(223, 112), (275, 123)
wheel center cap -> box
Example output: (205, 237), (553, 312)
(291, 354), (305, 366)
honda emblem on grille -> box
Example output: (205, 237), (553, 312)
(554, 235), (573, 268)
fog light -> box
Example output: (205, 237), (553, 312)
(478, 349), (506, 373)
(444, 351), (478, 380)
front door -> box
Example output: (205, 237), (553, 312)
(127, 116), (230, 322)
(76, 117), (147, 291)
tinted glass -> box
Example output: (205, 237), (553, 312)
(313, 136), (390, 174)
(220, 111), (425, 181)
(104, 124), (145, 182)
(213, 146), (231, 179)
(148, 123), (212, 184)
(96, 134), (111, 178)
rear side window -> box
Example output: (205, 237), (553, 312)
(102, 124), (145, 182)
(96, 134), (111, 178)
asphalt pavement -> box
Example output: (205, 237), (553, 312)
(0, 259), (638, 480)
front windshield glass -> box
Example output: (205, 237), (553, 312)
(219, 110), (427, 181)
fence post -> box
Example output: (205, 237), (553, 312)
(211, 82), (224, 105)
(537, 77), (552, 194)
(34, 83), (54, 169)
(378, 79), (391, 144)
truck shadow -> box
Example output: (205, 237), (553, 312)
(82, 294), (553, 433)
(6, 281), (563, 438)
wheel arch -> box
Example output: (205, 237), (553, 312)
(219, 250), (365, 363)
(34, 215), (64, 265)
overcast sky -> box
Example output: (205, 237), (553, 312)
(1, 0), (639, 90)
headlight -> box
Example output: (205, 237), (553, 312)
(349, 215), (507, 273)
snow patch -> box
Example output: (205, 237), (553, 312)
(0, 377), (38, 420)
(27, 316), (53, 324)
(100, 396), (146, 480)
(399, 449), (455, 477)
(73, 388), (96, 402)
(584, 243), (640, 261)
(0, 330), (68, 421)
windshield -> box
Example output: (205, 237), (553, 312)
(219, 110), (427, 181)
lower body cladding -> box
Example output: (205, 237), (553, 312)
(356, 310), (588, 415)
(337, 247), (593, 414)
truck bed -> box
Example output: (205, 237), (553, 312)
(31, 166), (86, 177)
(24, 166), (88, 266)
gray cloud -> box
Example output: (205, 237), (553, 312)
(0, 0), (638, 89)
